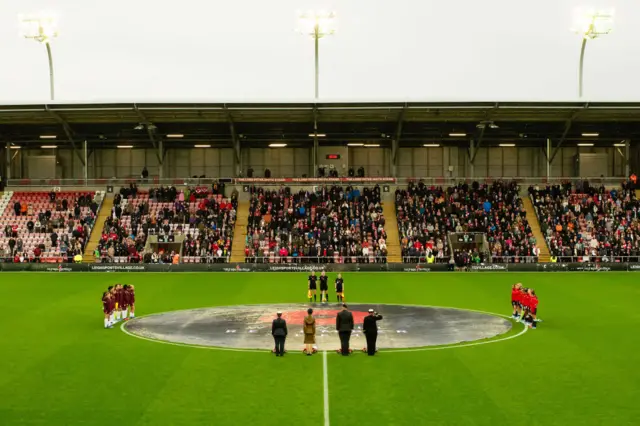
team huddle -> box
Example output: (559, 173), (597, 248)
(307, 271), (345, 303)
(511, 283), (540, 329)
(102, 284), (136, 328)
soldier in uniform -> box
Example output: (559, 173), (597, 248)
(303, 308), (316, 355)
(272, 311), (288, 357)
(363, 309), (383, 355)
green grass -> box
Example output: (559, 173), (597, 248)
(0, 272), (639, 425)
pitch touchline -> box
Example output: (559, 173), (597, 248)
(323, 351), (330, 426)
(120, 304), (527, 353)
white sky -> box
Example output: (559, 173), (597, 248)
(0, 0), (637, 103)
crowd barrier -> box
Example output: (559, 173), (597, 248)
(0, 262), (639, 272)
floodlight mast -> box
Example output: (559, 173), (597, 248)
(297, 11), (336, 99)
(20, 14), (59, 101)
(573, 10), (613, 98)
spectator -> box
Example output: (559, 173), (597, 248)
(245, 185), (386, 263)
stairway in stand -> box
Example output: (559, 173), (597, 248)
(521, 197), (550, 262)
(382, 202), (402, 263)
(230, 201), (249, 263)
(636, 189), (640, 200)
(83, 194), (114, 263)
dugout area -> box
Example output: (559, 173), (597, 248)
(0, 271), (637, 426)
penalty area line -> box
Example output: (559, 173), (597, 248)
(323, 350), (330, 426)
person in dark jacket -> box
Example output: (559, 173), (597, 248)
(272, 311), (288, 356)
(363, 309), (383, 355)
(336, 304), (354, 355)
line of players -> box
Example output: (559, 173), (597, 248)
(511, 283), (539, 329)
(101, 284), (136, 328)
(308, 271), (344, 303)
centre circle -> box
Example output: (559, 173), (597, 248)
(123, 304), (513, 350)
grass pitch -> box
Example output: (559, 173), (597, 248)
(0, 272), (639, 426)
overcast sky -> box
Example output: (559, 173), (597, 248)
(0, 0), (636, 103)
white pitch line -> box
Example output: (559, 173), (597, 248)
(323, 350), (330, 426)
(119, 304), (529, 353)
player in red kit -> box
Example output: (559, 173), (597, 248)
(511, 283), (522, 319)
(529, 290), (539, 329)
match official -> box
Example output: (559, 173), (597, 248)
(336, 304), (354, 355)
(272, 311), (287, 357)
(363, 309), (383, 355)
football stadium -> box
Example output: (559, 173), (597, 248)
(1, 2), (640, 426)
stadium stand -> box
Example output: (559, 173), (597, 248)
(0, 190), (103, 263)
(95, 184), (237, 263)
(529, 181), (640, 262)
(395, 180), (540, 264)
(244, 185), (388, 263)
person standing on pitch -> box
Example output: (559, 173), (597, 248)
(303, 308), (316, 355)
(272, 311), (288, 357)
(308, 271), (318, 303)
(319, 271), (329, 303)
(336, 304), (354, 355)
(335, 273), (344, 303)
(363, 309), (383, 356)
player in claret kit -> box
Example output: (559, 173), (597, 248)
(126, 285), (136, 318)
(115, 284), (125, 322)
(107, 286), (116, 324)
(120, 285), (130, 321)
(511, 283), (522, 319)
(102, 291), (113, 328)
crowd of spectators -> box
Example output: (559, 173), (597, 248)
(0, 191), (97, 263)
(245, 185), (388, 263)
(530, 180), (640, 262)
(96, 183), (236, 263)
(396, 180), (539, 263)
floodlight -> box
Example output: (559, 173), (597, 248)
(572, 9), (614, 98)
(20, 12), (59, 100)
(296, 10), (337, 100)
(572, 9), (614, 39)
(296, 10), (337, 38)
(20, 13), (58, 43)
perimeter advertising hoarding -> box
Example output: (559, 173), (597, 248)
(236, 177), (396, 183)
(0, 262), (636, 272)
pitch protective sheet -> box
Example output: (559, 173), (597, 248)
(124, 304), (512, 350)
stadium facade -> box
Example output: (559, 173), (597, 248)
(0, 101), (638, 184)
